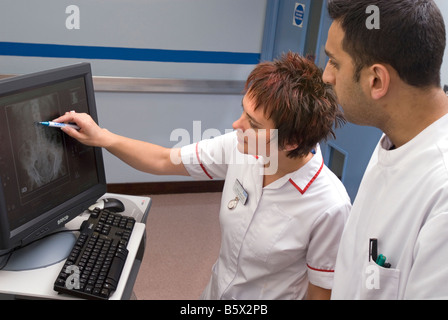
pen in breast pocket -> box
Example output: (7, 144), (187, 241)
(369, 238), (378, 262)
(376, 254), (391, 268)
(369, 238), (391, 268)
(38, 121), (80, 130)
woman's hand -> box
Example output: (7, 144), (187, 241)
(52, 111), (113, 148)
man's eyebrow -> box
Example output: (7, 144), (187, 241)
(325, 48), (336, 60)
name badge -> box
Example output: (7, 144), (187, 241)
(228, 179), (248, 210)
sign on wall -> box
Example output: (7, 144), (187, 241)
(293, 3), (306, 28)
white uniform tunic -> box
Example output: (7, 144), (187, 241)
(181, 132), (351, 299)
(332, 114), (448, 299)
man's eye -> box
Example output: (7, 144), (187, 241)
(328, 59), (338, 69)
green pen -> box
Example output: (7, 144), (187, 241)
(376, 254), (386, 267)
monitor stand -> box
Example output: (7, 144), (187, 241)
(1, 231), (76, 271)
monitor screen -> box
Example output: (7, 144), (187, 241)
(0, 63), (106, 254)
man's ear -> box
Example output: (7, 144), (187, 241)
(367, 64), (390, 100)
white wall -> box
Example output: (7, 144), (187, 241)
(0, 0), (268, 184)
(95, 91), (243, 183)
(0, 0), (267, 80)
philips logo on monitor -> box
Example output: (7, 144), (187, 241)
(57, 215), (70, 225)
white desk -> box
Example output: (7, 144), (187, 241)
(0, 193), (151, 300)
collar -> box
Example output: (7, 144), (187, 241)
(377, 113), (448, 166)
(264, 146), (324, 195)
(289, 158), (324, 194)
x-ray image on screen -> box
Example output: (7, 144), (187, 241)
(0, 63), (106, 255)
(6, 93), (70, 204)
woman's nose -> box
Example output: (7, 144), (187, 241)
(232, 114), (244, 130)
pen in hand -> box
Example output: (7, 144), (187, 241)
(38, 121), (80, 130)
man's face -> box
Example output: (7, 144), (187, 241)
(232, 93), (277, 158)
(323, 21), (374, 126)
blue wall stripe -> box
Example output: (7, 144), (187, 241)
(0, 42), (261, 65)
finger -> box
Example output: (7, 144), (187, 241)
(53, 112), (78, 123)
(60, 126), (82, 138)
(52, 115), (71, 122)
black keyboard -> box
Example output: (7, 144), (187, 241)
(53, 208), (135, 300)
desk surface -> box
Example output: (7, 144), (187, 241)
(0, 194), (150, 300)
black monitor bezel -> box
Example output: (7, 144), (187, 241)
(0, 63), (106, 250)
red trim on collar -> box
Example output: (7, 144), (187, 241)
(289, 159), (324, 195)
(196, 142), (213, 180)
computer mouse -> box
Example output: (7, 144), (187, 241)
(89, 198), (125, 213)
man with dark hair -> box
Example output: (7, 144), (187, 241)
(54, 52), (351, 299)
(324, 0), (448, 299)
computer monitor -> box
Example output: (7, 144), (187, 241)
(0, 63), (106, 270)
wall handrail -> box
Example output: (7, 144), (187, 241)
(0, 74), (246, 95)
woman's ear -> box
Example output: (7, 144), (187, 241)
(282, 143), (299, 152)
(368, 64), (390, 100)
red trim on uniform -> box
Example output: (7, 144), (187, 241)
(289, 159), (324, 195)
(196, 142), (213, 180)
(307, 264), (334, 273)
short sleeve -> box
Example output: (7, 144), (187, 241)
(405, 212), (448, 299)
(306, 202), (350, 289)
(181, 131), (237, 180)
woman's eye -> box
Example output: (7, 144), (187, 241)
(248, 120), (259, 129)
